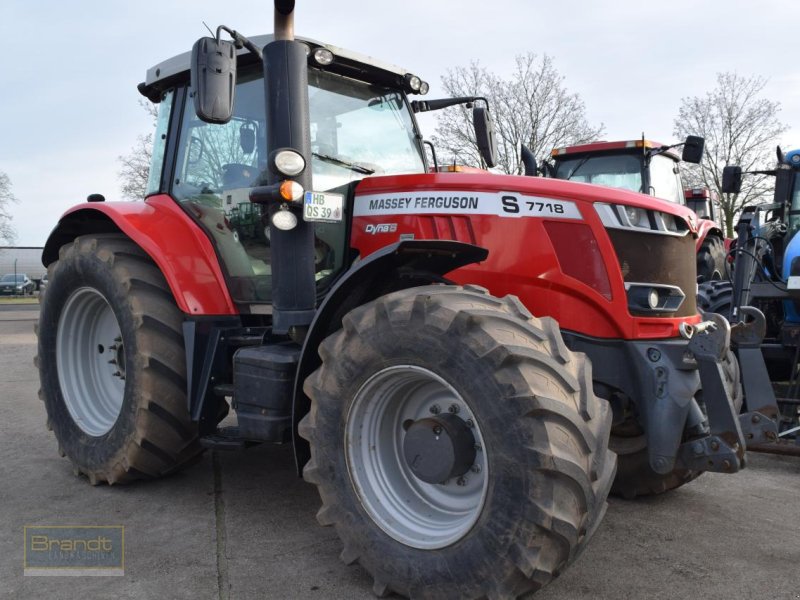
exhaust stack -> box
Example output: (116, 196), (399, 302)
(274, 0), (295, 40)
(263, 0), (316, 335)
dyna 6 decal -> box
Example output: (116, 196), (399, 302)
(354, 191), (583, 220)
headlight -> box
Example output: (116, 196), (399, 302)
(624, 206), (649, 228)
(310, 47), (334, 66)
(404, 73), (422, 93)
(625, 283), (685, 314)
(647, 288), (660, 309)
(271, 206), (298, 231)
(594, 203), (690, 236)
(273, 149), (305, 176)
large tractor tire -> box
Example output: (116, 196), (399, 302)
(36, 235), (201, 485)
(696, 235), (727, 283)
(610, 350), (742, 499)
(697, 280), (733, 319)
(299, 285), (615, 599)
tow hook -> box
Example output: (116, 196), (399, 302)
(679, 319), (718, 340)
(687, 313), (730, 361)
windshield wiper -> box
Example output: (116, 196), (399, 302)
(312, 152), (375, 175)
(566, 156), (592, 180)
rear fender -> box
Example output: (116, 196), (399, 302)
(41, 195), (236, 315)
(291, 240), (489, 473)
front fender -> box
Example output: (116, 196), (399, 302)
(291, 239), (489, 473)
(695, 220), (724, 251)
(42, 195), (236, 315)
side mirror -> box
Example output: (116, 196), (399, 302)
(191, 37), (237, 124)
(682, 135), (705, 164)
(722, 165), (742, 194)
(473, 106), (498, 169)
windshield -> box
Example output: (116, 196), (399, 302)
(553, 154), (642, 193)
(308, 70), (426, 189)
(553, 152), (684, 203)
(1, 275), (24, 283)
(170, 67), (425, 304)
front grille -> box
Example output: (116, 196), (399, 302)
(607, 229), (697, 317)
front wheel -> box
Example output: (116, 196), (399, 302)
(299, 286), (615, 598)
(36, 235), (201, 484)
(610, 350), (742, 499)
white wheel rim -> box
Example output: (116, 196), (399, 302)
(56, 287), (126, 436)
(345, 365), (488, 550)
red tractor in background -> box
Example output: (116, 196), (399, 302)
(34, 2), (778, 597)
(549, 138), (728, 282)
(684, 185), (733, 265)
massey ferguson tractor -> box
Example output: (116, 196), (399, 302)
(35, 2), (778, 597)
(548, 138), (728, 282)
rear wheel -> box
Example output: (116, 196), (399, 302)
(696, 235), (727, 283)
(610, 350), (742, 499)
(36, 235), (201, 484)
(299, 285), (615, 598)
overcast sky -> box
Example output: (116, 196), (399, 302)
(2, 0), (798, 246)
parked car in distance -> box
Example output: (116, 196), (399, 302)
(0, 273), (36, 296)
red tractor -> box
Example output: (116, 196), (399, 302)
(549, 138), (728, 282)
(35, 3), (777, 597)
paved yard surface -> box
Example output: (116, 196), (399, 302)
(1, 308), (798, 599)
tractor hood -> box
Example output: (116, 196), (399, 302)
(352, 172), (700, 236)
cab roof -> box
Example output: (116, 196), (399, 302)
(551, 139), (681, 161)
(139, 34), (420, 102)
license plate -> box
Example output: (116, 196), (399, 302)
(303, 191), (343, 223)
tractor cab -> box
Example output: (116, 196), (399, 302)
(138, 36), (432, 305)
(138, 35), (495, 313)
(549, 136), (704, 205)
(684, 187), (724, 227)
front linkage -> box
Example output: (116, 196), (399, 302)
(647, 310), (780, 475)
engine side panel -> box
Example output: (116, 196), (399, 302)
(350, 173), (701, 340)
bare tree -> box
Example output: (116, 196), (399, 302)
(674, 73), (788, 237)
(118, 100), (159, 200)
(432, 54), (604, 174)
(0, 171), (18, 244)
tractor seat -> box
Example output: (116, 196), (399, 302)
(222, 164), (258, 189)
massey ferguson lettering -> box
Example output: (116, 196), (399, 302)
(368, 196), (479, 211)
(354, 191), (583, 220)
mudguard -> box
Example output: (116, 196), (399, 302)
(695, 219), (724, 252)
(41, 195), (237, 315)
(291, 239), (489, 473)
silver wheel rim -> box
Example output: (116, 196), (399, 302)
(345, 365), (488, 550)
(56, 287), (126, 437)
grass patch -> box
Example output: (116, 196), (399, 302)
(0, 296), (39, 305)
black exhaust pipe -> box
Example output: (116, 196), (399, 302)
(264, 0), (316, 334)
(274, 0), (295, 40)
